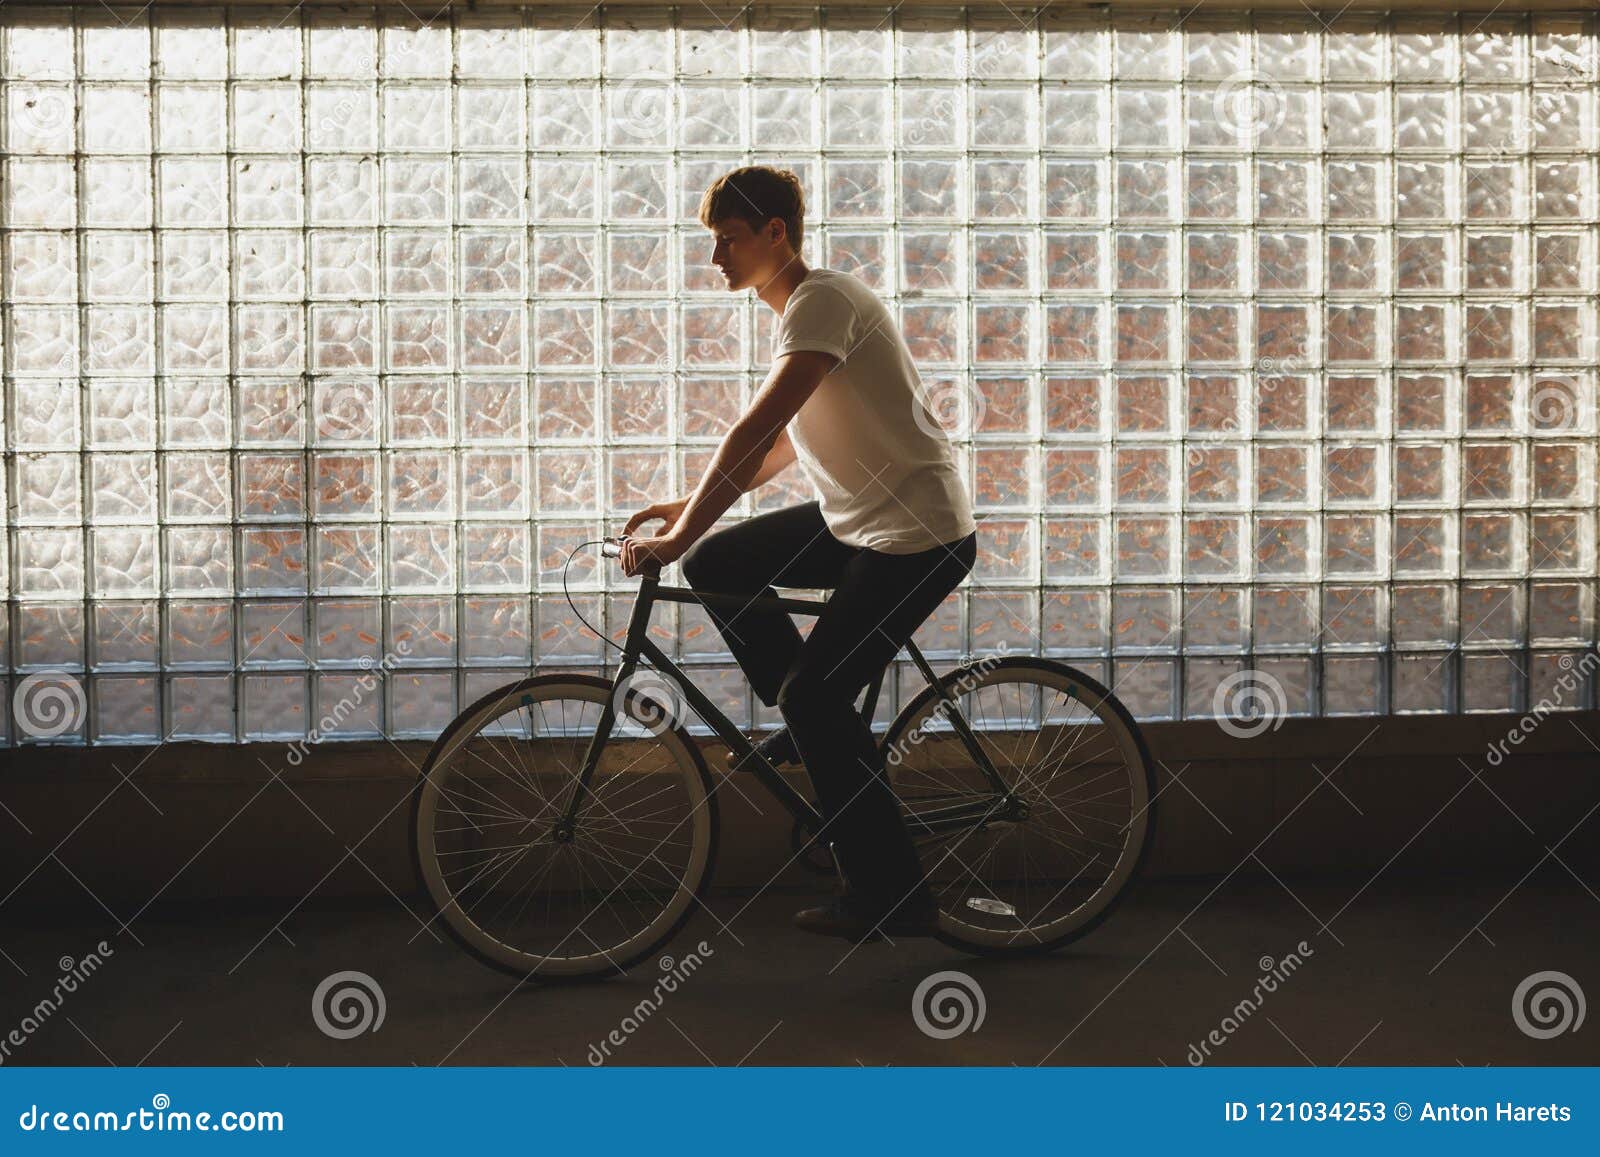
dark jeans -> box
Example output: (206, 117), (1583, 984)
(680, 502), (977, 908)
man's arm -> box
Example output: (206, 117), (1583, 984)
(620, 350), (834, 574)
(747, 426), (797, 490)
(621, 427), (795, 538)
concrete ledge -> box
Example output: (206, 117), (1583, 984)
(2, 711), (1597, 913)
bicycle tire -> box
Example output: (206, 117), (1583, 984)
(410, 673), (719, 983)
(880, 657), (1157, 957)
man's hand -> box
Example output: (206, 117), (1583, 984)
(619, 533), (685, 577)
(624, 498), (688, 538)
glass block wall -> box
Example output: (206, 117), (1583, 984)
(2, 5), (1597, 745)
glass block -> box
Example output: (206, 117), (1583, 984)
(388, 596), (454, 664)
(1528, 582), (1591, 645)
(16, 529), (84, 596)
(460, 598), (534, 659)
(383, 670), (461, 735)
(605, 591), (672, 656)
(905, 591), (961, 657)
(314, 599), (383, 665)
(1245, 585), (1312, 650)
(314, 673), (384, 739)
(94, 675), (160, 743)
(1043, 521), (1107, 582)
(1260, 656), (1315, 717)
(973, 519), (1037, 583)
(1523, 438), (1587, 505)
(92, 601), (160, 669)
(166, 674), (235, 741)
(164, 526), (232, 593)
(90, 526), (158, 596)
(1255, 514), (1314, 578)
(313, 526), (382, 593)
(1321, 585), (1382, 649)
(1184, 588), (1241, 652)
(682, 665), (748, 734)
(1107, 587), (1173, 651)
(1185, 516), (1245, 579)
(1527, 651), (1593, 713)
(675, 600), (729, 661)
(1115, 516), (1176, 580)
(165, 601), (234, 667)
(1459, 582), (1520, 649)
(1391, 651), (1453, 713)
(1041, 589), (1106, 653)
(968, 590), (1038, 655)
(1323, 654), (1384, 715)
(243, 673), (307, 739)
(9, 668), (87, 745)
(544, 592), (604, 665)
(1462, 651), (1525, 713)
(241, 600), (309, 666)
(1111, 657), (1177, 720)
(1184, 657), (1246, 720)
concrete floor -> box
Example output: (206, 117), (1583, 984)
(2, 868), (1595, 1067)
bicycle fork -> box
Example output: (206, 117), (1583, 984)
(552, 575), (661, 841)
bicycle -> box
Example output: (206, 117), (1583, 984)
(411, 537), (1157, 982)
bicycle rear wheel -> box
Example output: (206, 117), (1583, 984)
(881, 658), (1155, 956)
(411, 674), (717, 981)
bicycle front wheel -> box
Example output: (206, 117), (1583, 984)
(411, 674), (717, 982)
(882, 658), (1155, 956)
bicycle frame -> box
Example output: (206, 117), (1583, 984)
(554, 570), (1018, 845)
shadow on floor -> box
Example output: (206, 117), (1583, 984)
(1, 868), (1595, 1067)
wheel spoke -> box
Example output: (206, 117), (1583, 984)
(415, 682), (712, 978)
(883, 663), (1152, 953)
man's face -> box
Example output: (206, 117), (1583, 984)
(707, 217), (791, 292)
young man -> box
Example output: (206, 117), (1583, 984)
(619, 166), (977, 943)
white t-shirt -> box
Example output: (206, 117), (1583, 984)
(772, 268), (977, 554)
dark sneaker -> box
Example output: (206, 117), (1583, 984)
(727, 727), (801, 772)
(793, 889), (941, 943)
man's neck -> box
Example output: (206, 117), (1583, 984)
(755, 255), (811, 315)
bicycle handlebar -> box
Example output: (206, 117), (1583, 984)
(602, 536), (661, 576)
